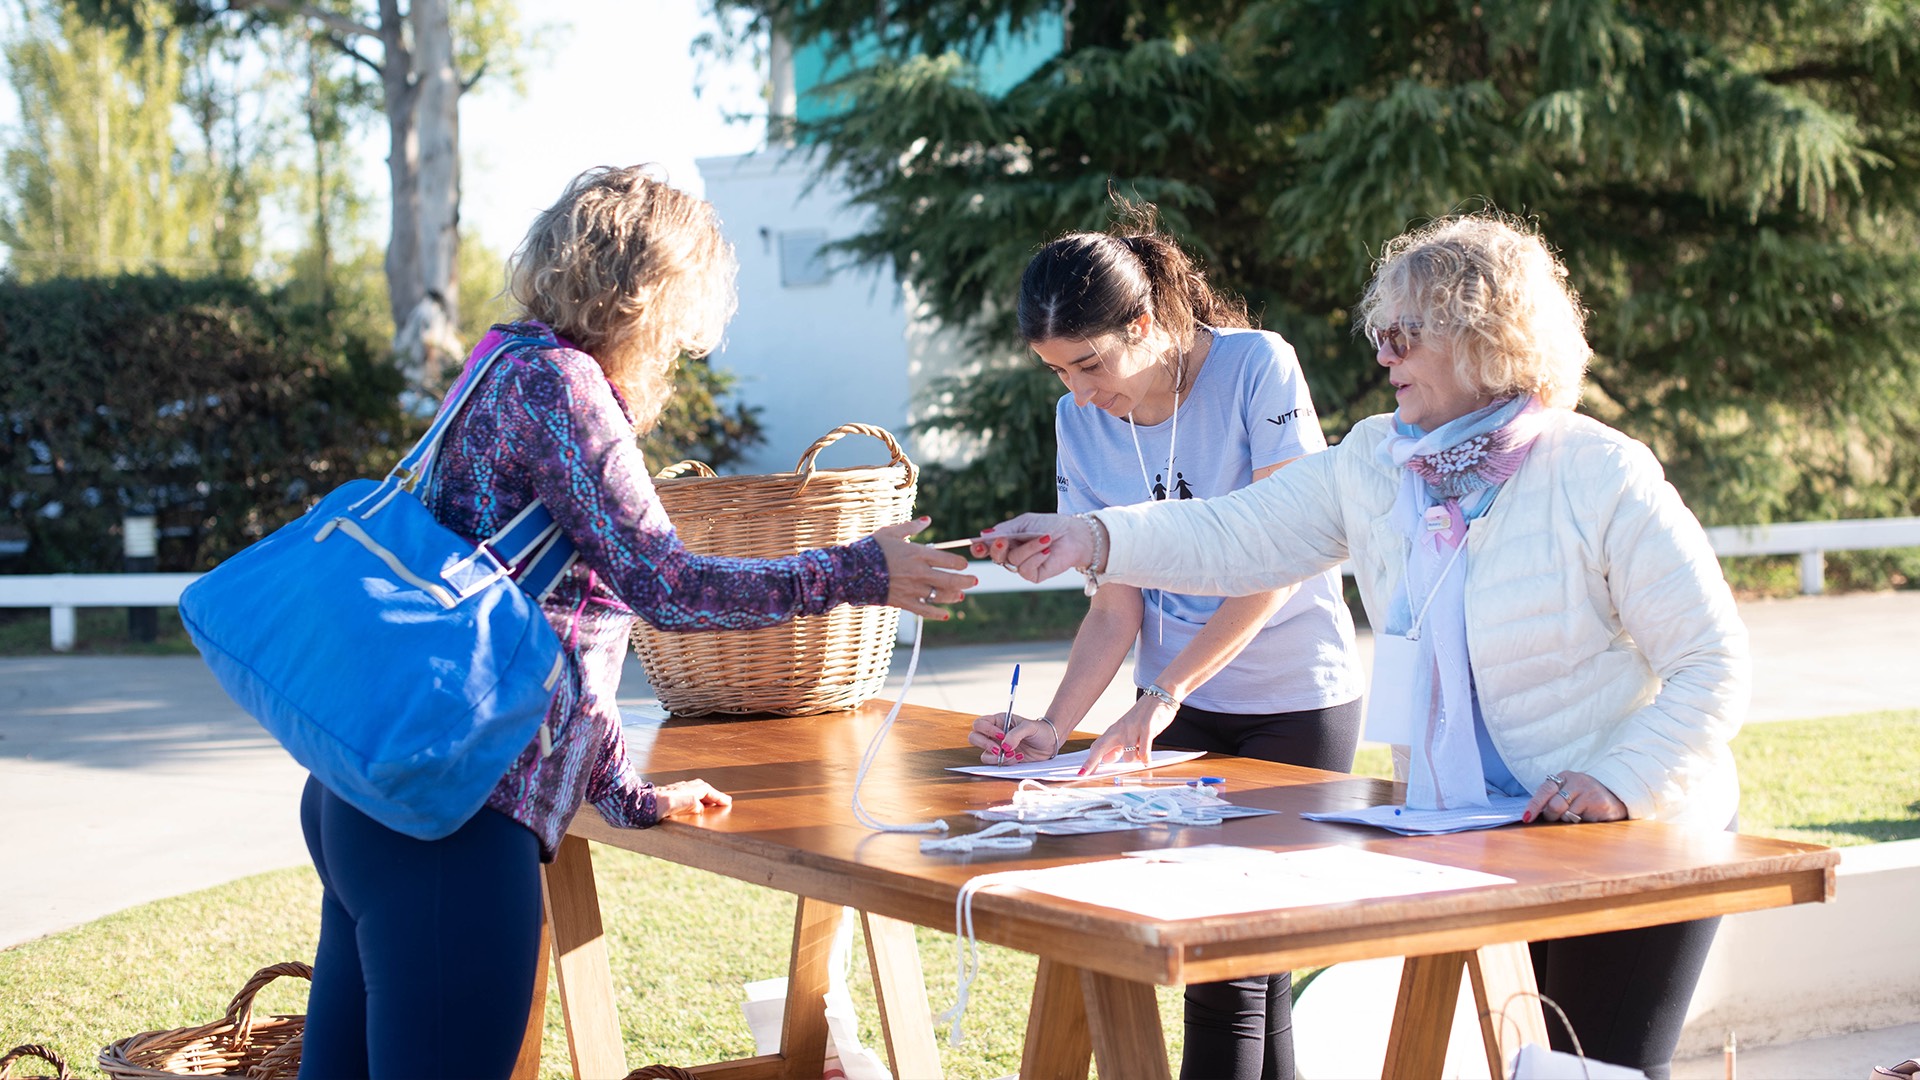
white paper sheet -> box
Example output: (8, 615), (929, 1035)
(979, 845), (1512, 921)
(946, 748), (1207, 781)
(1301, 795), (1531, 835)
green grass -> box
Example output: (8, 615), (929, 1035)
(3, 710), (1915, 1077)
(0, 852), (1170, 1079)
(1728, 709), (1920, 846)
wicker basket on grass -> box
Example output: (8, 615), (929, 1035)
(632, 423), (917, 716)
(0, 1044), (71, 1080)
(98, 962), (308, 1080)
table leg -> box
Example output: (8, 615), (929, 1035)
(860, 911), (942, 1079)
(1019, 958), (1093, 1080)
(543, 834), (628, 1080)
(509, 915), (553, 1080)
(1383, 950), (1471, 1080)
(779, 897), (842, 1080)
(1081, 968), (1170, 1080)
(1468, 941), (1549, 1079)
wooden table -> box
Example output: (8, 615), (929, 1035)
(519, 701), (1835, 1080)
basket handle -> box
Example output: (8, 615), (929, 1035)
(222, 961), (314, 1043)
(0, 1044), (70, 1080)
(792, 423), (918, 492)
(653, 460), (718, 480)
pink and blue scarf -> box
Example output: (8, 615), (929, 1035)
(1380, 396), (1547, 810)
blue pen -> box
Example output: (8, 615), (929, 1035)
(1114, 776), (1227, 788)
(999, 664), (1021, 762)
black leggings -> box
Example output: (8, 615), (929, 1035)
(1153, 696), (1365, 1080)
(1527, 817), (1732, 1080)
(297, 776), (544, 1080)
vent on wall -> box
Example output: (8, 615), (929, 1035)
(778, 229), (831, 287)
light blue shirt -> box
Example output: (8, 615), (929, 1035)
(1055, 327), (1362, 713)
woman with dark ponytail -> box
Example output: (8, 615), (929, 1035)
(967, 206), (1363, 1080)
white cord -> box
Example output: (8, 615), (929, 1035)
(919, 820), (1039, 854)
(850, 611), (948, 834)
(934, 869), (1035, 1046)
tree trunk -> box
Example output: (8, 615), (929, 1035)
(377, 0), (425, 386)
(410, 0), (461, 390)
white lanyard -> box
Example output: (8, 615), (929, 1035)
(1403, 523), (1469, 641)
(1124, 344), (1185, 644)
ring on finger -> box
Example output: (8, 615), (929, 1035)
(1564, 811), (1582, 824)
(1546, 772), (1565, 788)
(1557, 788), (1574, 806)
(926, 585), (938, 602)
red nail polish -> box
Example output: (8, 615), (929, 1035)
(1523, 811), (1535, 823)
(982, 526), (995, 533)
(1040, 535), (1052, 543)
(1014, 753), (1025, 761)
(1041, 546), (1051, 554)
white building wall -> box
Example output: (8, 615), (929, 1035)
(699, 149), (958, 476)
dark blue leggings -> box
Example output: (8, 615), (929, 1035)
(297, 776), (543, 1080)
(1155, 696), (1365, 1080)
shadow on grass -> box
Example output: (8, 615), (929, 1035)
(1784, 818), (1920, 844)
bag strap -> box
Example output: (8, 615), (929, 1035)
(486, 498), (578, 600)
(396, 334), (544, 492)
(389, 334), (580, 601)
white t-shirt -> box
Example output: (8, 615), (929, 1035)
(1054, 326), (1362, 713)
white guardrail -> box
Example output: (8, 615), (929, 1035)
(3, 517), (1918, 652)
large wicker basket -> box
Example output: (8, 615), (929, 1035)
(632, 423), (917, 716)
(98, 963), (308, 1080)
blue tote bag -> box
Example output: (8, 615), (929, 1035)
(180, 336), (578, 839)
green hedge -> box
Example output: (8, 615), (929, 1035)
(0, 273), (413, 573)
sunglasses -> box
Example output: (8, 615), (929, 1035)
(1371, 319), (1425, 359)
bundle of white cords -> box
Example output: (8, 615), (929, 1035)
(931, 782), (1233, 1044)
(848, 617), (1234, 1044)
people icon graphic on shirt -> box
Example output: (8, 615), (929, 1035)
(1152, 473), (1169, 501)
(1175, 472), (1195, 499)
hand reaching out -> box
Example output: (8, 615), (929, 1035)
(970, 513), (1097, 584)
(872, 517), (977, 619)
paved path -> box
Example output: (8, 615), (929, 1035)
(2, 591), (1916, 952)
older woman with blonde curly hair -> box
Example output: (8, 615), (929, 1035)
(981, 211), (1746, 1078)
(294, 165), (974, 1080)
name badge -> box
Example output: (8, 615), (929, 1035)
(1365, 631), (1421, 745)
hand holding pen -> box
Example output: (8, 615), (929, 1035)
(965, 667), (1062, 765)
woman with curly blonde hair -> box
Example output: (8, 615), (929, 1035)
(980, 211), (1746, 1078)
(295, 165), (974, 1079)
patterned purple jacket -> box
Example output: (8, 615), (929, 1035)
(426, 323), (890, 859)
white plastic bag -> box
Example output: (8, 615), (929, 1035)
(1508, 1043), (1647, 1079)
(739, 909), (893, 1080)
